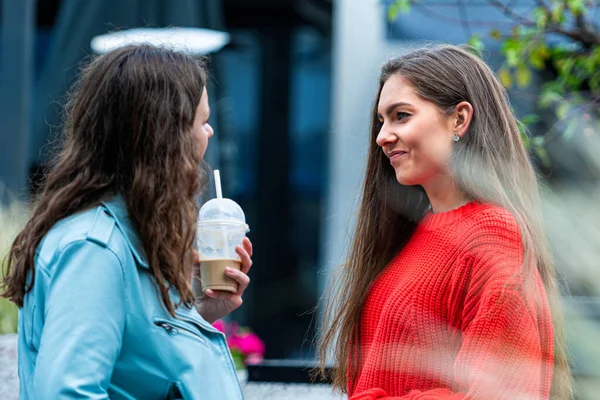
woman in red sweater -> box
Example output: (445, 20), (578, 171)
(319, 45), (572, 399)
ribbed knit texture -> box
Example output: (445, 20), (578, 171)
(348, 202), (554, 400)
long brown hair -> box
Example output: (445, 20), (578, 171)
(318, 45), (572, 399)
(1, 45), (208, 316)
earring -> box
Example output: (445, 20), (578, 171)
(453, 134), (460, 142)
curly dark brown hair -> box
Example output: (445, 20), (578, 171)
(1, 44), (208, 316)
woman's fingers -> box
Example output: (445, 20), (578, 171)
(198, 238), (252, 311)
(205, 289), (233, 301)
(236, 245), (253, 274)
(242, 237), (253, 257)
(225, 267), (250, 295)
(204, 288), (243, 309)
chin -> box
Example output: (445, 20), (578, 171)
(193, 149), (207, 163)
(395, 172), (420, 186)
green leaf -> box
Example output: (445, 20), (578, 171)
(230, 348), (246, 370)
(592, 47), (600, 67)
(398, 0), (412, 14)
(506, 49), (520, 67)
(567, 0), (586, 16)
(521, 114), (541, 126)
(388, 4), (401, 21)
(584, 54), (598, 74)
(520, 131), (532, 149)
(533, 7), (548, 29)
(502, 38), (523, 67)
(516, 65), (532, 88)
(388, 0), (411, 21)
(556, 102), (570, 120)
(467, 34), (485, 54)
(530, 54), (545, 70)
(530, 44), (550, 70)
(498, 67), (513, 88)
(551, 4), (565, 23)
(534, 145), (551, 168)
(558, 57), (575, 76)
(566, 74), (583, 89)
(539, 44), (551, 59)
(501, 38), (518, 52)
(590, 73), (600, 92)
(539, 89), (562, 108)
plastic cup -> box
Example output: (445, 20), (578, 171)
(197, 197), (249, 293)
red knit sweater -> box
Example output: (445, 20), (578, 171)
(348, 202), (554, 400)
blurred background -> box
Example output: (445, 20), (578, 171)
(1, 0), (599, 398)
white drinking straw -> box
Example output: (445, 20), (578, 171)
(214, 170), (223, 199)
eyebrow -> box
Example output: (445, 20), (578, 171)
(378, 102), (413, 118)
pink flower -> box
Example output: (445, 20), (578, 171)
(213, 320), (266, 366)
(212, 319), (226, 333)
(228, 332), (266, 356)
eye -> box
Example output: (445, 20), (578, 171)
(397, 111), (411, 121)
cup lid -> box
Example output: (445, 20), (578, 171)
(198, 198), (246, 223)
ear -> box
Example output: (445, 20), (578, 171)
(452, 101), (473, 139)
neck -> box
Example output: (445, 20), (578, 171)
(421, 174), (468, 214)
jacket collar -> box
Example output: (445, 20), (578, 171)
(101, 195), (150, 269)
(101, 196), (222, 332)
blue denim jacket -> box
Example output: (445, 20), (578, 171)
(18, 196), (243, 399)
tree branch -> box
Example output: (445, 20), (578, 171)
(573, 13), (600, 48)
(486, 0), (535, 25)
(547, 25), (600, 47)
(411, 3), (519, 28)
(485, 0), (600, 47)
(404, 0), (600, 47)
(533, 0), (551, 13)
(457, 0), (473, 40)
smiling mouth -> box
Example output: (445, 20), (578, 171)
(388, 150), (408, 163)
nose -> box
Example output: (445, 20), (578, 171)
(375, 121), (397, 148)
(206, 123), (214, 138)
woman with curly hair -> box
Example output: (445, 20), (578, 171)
(1, 44), (252, 399)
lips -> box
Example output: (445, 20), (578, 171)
(387, 149), (408, 162)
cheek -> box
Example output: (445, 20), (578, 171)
(197, 129), (208, 148)
(195, 127), (204, 142)
(192, 127), (208, 161)
(409, 121), (452, 166)
(402, 136), (452, 181)
(424, 140), (453, 166)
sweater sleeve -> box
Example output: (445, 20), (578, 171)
(349, 211), (554, 400)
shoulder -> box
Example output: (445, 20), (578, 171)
(36, 205), (131, 272)
(466, 203), (520, 234)
(462, 203), (522, 250)
(448, 205), (534, 307)
(453, 204), (529, 287)
(451, 203), (526, 281)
